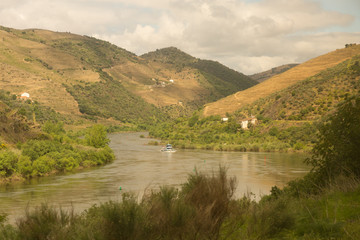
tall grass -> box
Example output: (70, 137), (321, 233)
(1, 169), (360, 239)
(1, 167), (237, 240)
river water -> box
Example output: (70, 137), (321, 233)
(0, 132), (310, 222)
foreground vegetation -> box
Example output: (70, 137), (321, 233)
(1, 94), (359, 239)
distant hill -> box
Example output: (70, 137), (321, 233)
(203, 44), (360, 117)
(141, 47), (257, 102)
(249, 64), (298, 83)
(149, 50), (360, 152)
(237, 54), (360, 121)
(0, 27), (256, 124)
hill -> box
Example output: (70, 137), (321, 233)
(249, 64), (298, 83)
(203, 44), (360, 117)
(149, 50), (360, 152)
(236, 54), (360, 121)
(0, 26), (257, 124)
(140, 47), (257, 104)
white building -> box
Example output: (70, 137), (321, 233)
(241, 116), (257, 129)
(20, 92), (30, 99)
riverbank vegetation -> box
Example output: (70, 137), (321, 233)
(149, 113), (317, 152)
(1, 94), (359, 239)
(149, 56), (360, 153)
(0, 121), (114, 183)
(0, 89), (116, 183)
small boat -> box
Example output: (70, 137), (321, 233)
(161, 144), (176, 152)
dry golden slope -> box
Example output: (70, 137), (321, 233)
(106, 61), (207, 107)
(0, 29), (86, 115)
(203, 45), (360, 117)
(1, 27), (249, 119)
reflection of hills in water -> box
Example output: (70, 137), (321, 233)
(0, 132), (310, 222)
(218, 152), (309, 197)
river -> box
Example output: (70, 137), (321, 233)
(0, 132), (310, 222)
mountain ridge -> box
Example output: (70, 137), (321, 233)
(203, 44), (360, 117)
(0, 26), (257, 124)
(249, 64), (299, 83)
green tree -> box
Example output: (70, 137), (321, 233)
(188, 114), (199, 127)
(307, 95), (360, 179)
(0, 151), (18, 177)
(32, 155), (56, 176)
(42, 121), (65, 135)
(17, 155), (33, 177)
(85, 124), (109, 148)
(21, 140), (66, 161)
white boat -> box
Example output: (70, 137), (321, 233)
(161, 144), (176, 152)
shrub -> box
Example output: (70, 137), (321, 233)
(180, 167), (236, 238)
(21, 140), (70, 161)
(31, 156), (56, 176)
(188, 114), (199, 127)
(269, 126), (279, 136)
(85, 124), (109, 148)
(0, 151), (18, 177)
(56, 157), (79, 172)
(17, 155), (33, 177)
(307, 95), (360, 180)
(248, 198), (295, 238)
(85, 195), (147, 240)
(16, 204), (74, 240)
(42, 121), (65, 135)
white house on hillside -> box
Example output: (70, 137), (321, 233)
(241, 116), (257, 129)
(20, 92), (30, 100)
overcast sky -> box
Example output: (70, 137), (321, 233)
(0, 0), (359, 74)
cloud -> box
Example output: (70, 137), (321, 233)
(0, 0), (359, 74)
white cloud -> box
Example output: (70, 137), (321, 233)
(0, 0), (359, 74)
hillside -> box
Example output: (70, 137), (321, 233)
(0, 98), (40, 145)
(149, 50), (360, 152)
(141, 47), (257, 102)
(236, 54), (360, 121)
(0, 26), (256, 124)
(249, 64), (298, 83)
(203, 44), (360, 117)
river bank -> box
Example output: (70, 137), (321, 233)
(1, 166), (359, 240)
(0, 132), (310, 223)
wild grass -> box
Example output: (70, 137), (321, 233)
(1, 168), (359, 239)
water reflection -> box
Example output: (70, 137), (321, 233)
(0, 132), (310, 222)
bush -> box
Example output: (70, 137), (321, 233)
(248, 198), (295, 238)
(42, 121), (65, 135)
(21, 140), (71, 161)
(0, 151), (18, 177)
(85, 124), (109, 148)
(56, 157), (79, 172)
(85, 195), (147, 240)
(31, 155), (56, 176)
(307, 95), (360, 180)
(17, 155), (33, 177)
(16, 204), (74, 240)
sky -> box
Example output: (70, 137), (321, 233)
(0, 0), (359, 74)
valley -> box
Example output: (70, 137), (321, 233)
(0, 25), (360, 240)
